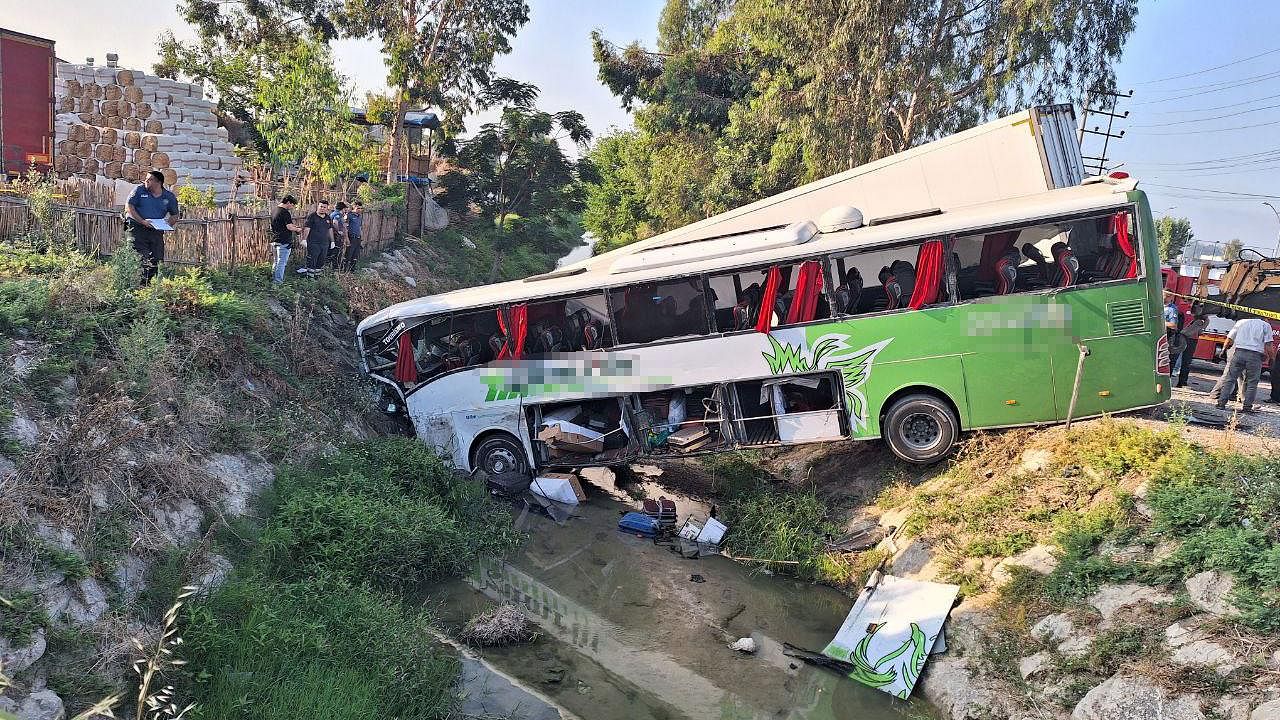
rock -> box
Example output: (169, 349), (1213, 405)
(112, 553), (150, 603)
(1058, 634), (1095, 659)
(32, 520), (78, 554)
(0, 697), (16, 715)
(1031, 613), (1076, 644)
(1214, 695), (1252, 720)
(18, 689), (65, 720)
(1072, 676), (1204, 720)
(403, 276), (417, 288)
(991, 545), (1059, 586)
(194, 553), (233, 593)
(7, 410), (39, 448)
(728, 637), (757, 653)
(149, 498), (204, 545)
(891, 538), (942, 581)
(1170, 639), (1240, 675)
(0, 455), (16, 480)
(1099, 539), (1148, 564)
(64, 578), (109, 625)
(1253, 699), (1280, 720)
(918, 653), (1009, 720)
(0, 627), (47, 674)
(1018, 651), (1052, 680)
(1087, 583), (1174, 621)
(629, 464), (663, 478)
(203, 453), (273, 517)
(578, 466), (616, 487)
(1164, 618), (1208, 649)
(1019, 448), (1052, 473)
(1185, 570), (1237, 617)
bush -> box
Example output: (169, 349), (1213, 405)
(183, 577), (459, 720)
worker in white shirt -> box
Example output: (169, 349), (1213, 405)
(1208, 316), (1276, 413)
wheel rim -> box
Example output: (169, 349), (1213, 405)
(485, 445), (520, 475)
(900, 411), (942, 452)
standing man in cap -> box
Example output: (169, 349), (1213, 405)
(125, 170), (180, 285)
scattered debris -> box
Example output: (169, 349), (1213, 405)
(459, 604), (538, 647)
(690, 574), (705, 583)
(530, 473), (584, 506)
(820, 571), (958, 698)
(618, 511), (659, 537)
(729, 637), (758, 653)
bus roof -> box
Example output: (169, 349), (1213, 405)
(358, 178), (1140, 333)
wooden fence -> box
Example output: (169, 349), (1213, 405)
(0, 190), (400, 269)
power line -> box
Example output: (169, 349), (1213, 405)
(1136, 47), (1280, 84)
(1132, 70), (1280, 105)
(1143, 182), (1280, 198)
(1131, 117), (1280, 135)
(1152, 91), (1280, 115)
(1129, 102), (1280, 127)
(1122, 146), (1280, 167)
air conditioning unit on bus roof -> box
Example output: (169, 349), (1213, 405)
(609, 220), (819, 275)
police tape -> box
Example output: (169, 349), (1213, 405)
(1166, 291), (1280, 323)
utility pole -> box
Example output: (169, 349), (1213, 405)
(1079, 88), (1133, 176)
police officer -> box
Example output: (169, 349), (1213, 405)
(125, 170), (179, 285)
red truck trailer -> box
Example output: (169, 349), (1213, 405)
(0, 28), (56, 178)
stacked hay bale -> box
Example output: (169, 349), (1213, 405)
(52, 59), (251, 205)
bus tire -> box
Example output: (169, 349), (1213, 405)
(471, 432), (530, 484)
(882, 393), (958, 465)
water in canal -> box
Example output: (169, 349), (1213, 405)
(428, 494), (936, 720)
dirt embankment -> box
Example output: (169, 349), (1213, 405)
(645, 415), (1280, 720)
(0, 237), (460, 716)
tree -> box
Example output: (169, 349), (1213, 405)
(436, 81), (592, 281)
(1156, 216), (1195, 261)
(1223, 238), (1244, 261)
(583, 132), (658, 253)
(340, 0), (530, 183)
(156, 0), (341, 156)
(588, 0), (1139, 248)
(255, 39), (374, 186)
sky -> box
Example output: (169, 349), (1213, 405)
(4, 0), (1280, 255)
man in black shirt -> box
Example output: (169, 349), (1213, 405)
(270, 195), (304, 284)
(298, 199), (332, 276)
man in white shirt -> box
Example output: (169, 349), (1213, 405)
(1208, 316), (1276, 413)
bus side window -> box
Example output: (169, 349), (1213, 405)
(828, 243), (936, 315)
(707, 260), (830, 332)
(608, 279), (709, 345)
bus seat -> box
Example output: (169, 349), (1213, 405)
(775, 290), (793, 324)
(833, 267), (863, 314)
(994, 250), (1020, 295)
(1051, 242), (1079, 287)
(529, 323), (567, 354)
(881, 260), (915, 310)
(569, 308), (605, 350)
(734, 284), (762, 330)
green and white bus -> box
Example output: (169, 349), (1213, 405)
(358, 176), (1170, 480)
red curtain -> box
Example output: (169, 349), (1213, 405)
(1112, 212), (1137, 278)
(786, 260), (825, 324)
(908, 240), (945, 310)
(977, 231), (1019, 282)
(756, 266), (782, 333)
(496, 305), (529, 359)
(393, 332), (418, 385)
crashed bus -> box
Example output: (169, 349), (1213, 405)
(358, 108), (1171, 479)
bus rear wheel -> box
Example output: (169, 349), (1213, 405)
(882, 394), (958, 464)
(471, 432), (530, 487)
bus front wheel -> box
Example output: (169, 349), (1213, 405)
(471, 432), (530, 484)
(882, 394), (958, 465)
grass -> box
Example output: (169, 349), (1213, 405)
(420, 216), (583, 287)
(0, 590), (46, 646)
(178, 438), (524, 718)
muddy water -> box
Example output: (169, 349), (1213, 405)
(428, 495), (936, 720)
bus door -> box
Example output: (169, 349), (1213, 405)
(727, 372), (847, 446)
(1049, 287), (1161, 419)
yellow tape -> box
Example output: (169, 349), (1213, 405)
(1167, 291), (1280, 323)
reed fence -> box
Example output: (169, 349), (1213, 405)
(0, 177), (400, 268)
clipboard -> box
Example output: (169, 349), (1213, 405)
(148, 218), (174, 231)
